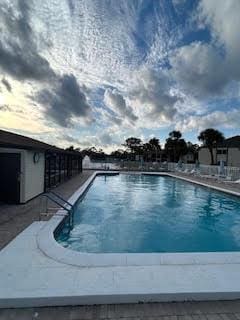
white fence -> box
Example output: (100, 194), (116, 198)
(83, 160), (240, 180)
(83, 160), (168, 171)
(167, 162), (240, 180)
(83, 162), (120, 170)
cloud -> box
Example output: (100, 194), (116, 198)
(176, 108), (240, 132)
(199, 0), (240, 81)
(1, 78), (11, 92)
(129, 68), (179, 122)
(61, 133), (81, 145)
(99, 132), (113, 145)
(0, 41), (55, 81)
(103, 67), (181, 130)
(1, 0), (239, 150)
(77, 130), (120, 150)
(0, 0), (96, 131)
(0, 0), (55, 82)
(104, 88), (138, 123)
(106, 114), (123, 126)
(60, 129), (115, 149)
(66, 133), (109, 149)
(170, 0), (240, 99)
(170, 42), (227, 97)
(36, 74), (92, 127)
(199, 0), (240, 60)
(0, 105), (11, 112)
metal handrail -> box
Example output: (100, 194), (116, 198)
(49, 191), (73, 210)
(42, 193), (72, 213)
(42, 193), (74, 230)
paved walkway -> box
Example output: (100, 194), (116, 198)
(172, 171), (240, 194)
(0, 171), (93, 249)
(1, 300), (240, 319)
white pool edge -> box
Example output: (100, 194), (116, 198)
(37, 170), (240, 268)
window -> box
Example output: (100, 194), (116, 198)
(217, 149), (227, 155)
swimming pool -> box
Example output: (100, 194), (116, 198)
(56, 173), (240, 253)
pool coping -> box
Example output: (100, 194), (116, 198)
(37, 170), (240, 268)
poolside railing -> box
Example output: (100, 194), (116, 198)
(83, 160), (240, 180)
(83, 160), (168, 171)
(167, 162), (240, 180)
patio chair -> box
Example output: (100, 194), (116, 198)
(224, 178), (240, 184)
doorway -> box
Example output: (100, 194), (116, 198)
(0, 153), (21, 204)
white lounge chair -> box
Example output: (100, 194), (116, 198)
(198, 173), (217, 180)
(224, 178), (240, 184)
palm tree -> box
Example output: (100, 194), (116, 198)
(198, 128), (224, 165)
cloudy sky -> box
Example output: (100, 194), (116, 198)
(0, 0), (240, 151)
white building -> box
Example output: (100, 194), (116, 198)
(82, 155), (91, 168)
(198, 136), (240, 167)
(0, 130), (82, 204)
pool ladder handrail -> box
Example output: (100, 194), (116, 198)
(42, 191), (74, 229)
(49, 191), (73, 211)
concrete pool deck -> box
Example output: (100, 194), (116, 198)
(2, 221), (240, 308)
(1, 171), (240, 308)
(0, 171), (93, 250)
(3, 300), (240, 319)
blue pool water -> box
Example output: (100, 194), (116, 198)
(56, 174), (240, 253)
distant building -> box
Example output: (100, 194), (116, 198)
(198, 136), (240, 167)
(182, 151), (195, 164)
(82, 155), (91, 168)
(143, 150), (166, 162)
(0, 130), (82, 204)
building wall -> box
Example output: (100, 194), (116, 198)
(199, 147), (240, 167)
(198, 148), (213, 165)
(0, 148), (45, 203)
(23, 150), (45, 202)
(216, 153), (227, 163)
(227, 148), (240, 167)
(182, 153), (195, 163)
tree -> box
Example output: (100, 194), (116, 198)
(149, 137), (161, 147)
(110, 149), (128, 160)
(65, 146), (81, 153)
(123, 137), (143, 159)
(186, 142), (199, 162)
(198, 128), (224, 165)
(81, 147), (106, 161)
(144, 138), (161, 161)
(165, 131), (188, 162)
(169, 130), (182, 140)
(65, 145), (75, 151)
